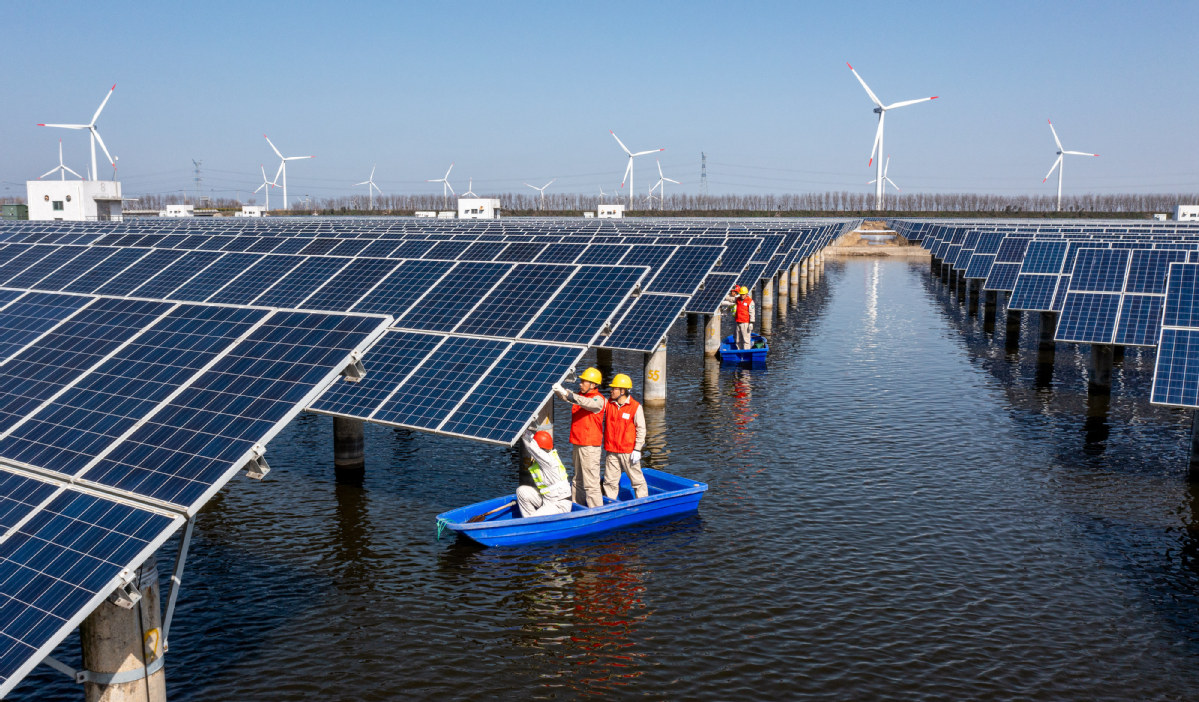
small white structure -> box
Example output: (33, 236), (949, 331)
(437, 210), (456, 219)
(584, 211), (595, 218)
(236, 205), (267, 218)
(414, 210), (437, 218)
(162, 204), (195, 218)
(598, 204), (626, 219)
(26, 180), (122, 221)
(457, 197), (501, 220)
(1175, 205), (1199, 222)
(1153, 213), (1169, 221)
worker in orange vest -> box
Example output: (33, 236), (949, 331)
(725, 285), (756, 349)
(602, 373), (647, 500)
(553, 367), (606, 508)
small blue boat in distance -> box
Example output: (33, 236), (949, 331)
(718, 333), (768, 365)
(436, 468), (707, 547)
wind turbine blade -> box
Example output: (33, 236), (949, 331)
(63, 166), (82, 179)
(656, 159), (664, 178)
(868, 116), (884, 166)
(253, 183), (266, 194)
(369, 165), (376, 180)
(372, 183), (382, 195)
(264, 135), (284, 159)
(543, 179), (555, 189)
(886, 177), (901, 192)
(524, 183), (536, 190)
(37, 123), (87, 130)
(444, 162), (454, 179)
(1047, 120), (1063, 151)
(92, 129), (115, 166)
(38, 167), (58, 180)
(355, 180), (370, 186)
(610, 130), (632, 156)
(261, 164), (268, 180)
(446, 182), (455, 195)
(273, 161), (284, 184)
(90, 84), (115, 125)
(620, 159), (632, 187)
(885, 96), (938, 110)
(664, 177), (680, 184)
(1064, 151), (1098, 157)
(286, 155), (314, 161)
(883, 156), (890, 177)
(1043, 155), (1062, 182)
(632, 148), (664, 157)
(847, 62), (884, 108)
(867, 178), (878, 185)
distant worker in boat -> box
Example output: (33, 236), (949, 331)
(602, 373), (647, 500)
(553, 367), (606, 508)
(725, 285), (756, 350)
(516, 429), (573, 518)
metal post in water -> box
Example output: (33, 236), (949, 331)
(704, 313), (721, 356)
(80, 556), (166, 702)
(333, 416), (365, 474)
(643, 342), (667, 406)
(1190, 412), (1199, 481)
(595, 347), (613, 378)
(983, 290), (997, 329)
(1089, 344), (1114, 394)
(967, 280), (980, 316)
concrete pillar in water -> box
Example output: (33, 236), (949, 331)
(788, 270), (799, 305)
(801, 258), (810, 281)
(702, 354), (721, 403)
(958, 274), (969, 305)
(1189, 412), (1199, 481)
(643, 342), (667, 406)
(1037, 311), (1058, 364)
(704, 313), (721, 356)
(941, 261), (950, 284)
(333, 416), (365, 474)
(1005, 310), (1021, 354)
(595, 347), (613, 378)
(931, 256), (939, 276)
(761, 275), (775, 311)
(777, 267), (790, 298)
(1089, 344), (1114, 394)
(967, 280), (980, 315)
(80, 556), (166, 702)
(983, 290), (997, 325)
(789, 262), (799, 287)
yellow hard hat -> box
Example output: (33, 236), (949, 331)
(610, 373), (633, 389)
(738, 286), (749, 295)
(579, 367), (603, 384)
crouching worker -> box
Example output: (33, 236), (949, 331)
(517, 429), (573, 518)
(602, 374), (648, 500)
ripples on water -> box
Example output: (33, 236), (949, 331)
(18, 258), (1199, 700)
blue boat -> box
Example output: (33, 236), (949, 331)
(436, 468), (708, 547)
(718, 333), (768, 365)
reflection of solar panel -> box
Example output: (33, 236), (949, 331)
(1152, 263), (1199, 407)
(686, 273), (740, 315)
(599, 293), (687, 352)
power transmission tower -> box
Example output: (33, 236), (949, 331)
(700, 152), (708, 197)
(192, 159), (203, 205)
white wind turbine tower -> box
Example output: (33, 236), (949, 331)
(847, 63), (938, 210)
(611, 130), (664, 209)
(427, 162), (455, 208)
(463, 178), (477, 197)
(355, 165), (383, 210)
(38, 84), (117, 182)
(1043, 120), (1098, 212)
(39, 140), (83, 181)
(867, 155), (900, 195)
(263, 135), (314, 210)
(252, 165), (279, 211)
(524, 179), (556, 210)
(649, 159), (680, 210)
(598, 185), (608, 202)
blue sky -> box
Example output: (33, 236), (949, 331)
(1, 1), (1196, 201)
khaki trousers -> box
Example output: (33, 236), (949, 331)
(571, 444), (603, 507)
(736, 322), (753, 349)
(602, 452), (648, 500)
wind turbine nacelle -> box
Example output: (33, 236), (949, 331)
(873, 107), (884, 115)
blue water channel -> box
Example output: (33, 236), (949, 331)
(17, 256), (1199, 700)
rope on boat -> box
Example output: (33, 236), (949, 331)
(435, 518), (449, 540)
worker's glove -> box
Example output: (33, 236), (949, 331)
(632, 450), (642, 464)
(524, 429), (535, 441)
(552, 382), (568, 398)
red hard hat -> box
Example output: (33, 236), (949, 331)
(534, 430), (553, 451)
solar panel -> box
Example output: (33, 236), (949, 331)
(298, 258), (400, 312)
(309, 330), (445, 418)
(646, 245), (723, 295)
(92, 249), (188, 297)
(1114, 294), (1165, 346)
(4, 246), (88, 289)
(394, 261), (509, 332)
(686, 273), (740, 315)
(29, 247), (121, 292)
(520, 265), (647, 345)
(493, 242), (544, 262)
(454, 264), (575, 337)
(60, 248), (149, 295)
(1152, 263), (1199, 407)
(128, 251), (224, 300)
(350, 259), (456, 317)
(534, 242), (586, 264)
(738, 262), (768, 288)
(983, 263), (1022, 292)
(251, 257), (351, 309)
(371, 336), (508, 430)
(424, 240), (472, 260)
(576, 244), (630, 265)
(298, 238), (341, 256)
(713, 238), (760, 274)
(205, 255), (305, 306)
(0, 292), (94, 360)
(599, 293), (687, 352)
(166, 253), (264, 302)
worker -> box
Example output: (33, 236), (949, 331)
(516, 429), (572, 517)
(724, 285), (756, 350)
(553, 367), (606, 508)
(602, 373), (647, 500)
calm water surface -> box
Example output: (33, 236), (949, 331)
(18, 257), (1199, 700)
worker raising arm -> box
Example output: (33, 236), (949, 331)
(552, 367), (606, 508)
(516, 430), (573, 518)
(601, 374), (648, 500)
(724, 285), (756, 350)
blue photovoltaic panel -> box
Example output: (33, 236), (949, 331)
(328, 239), (372, 257)
(459, 242), (508, 260)
(1051, 276), (1072, 312)
(206, 255), (305, 306)
(372, 336), (508, 430)
(177, 234), (211, 250)
(738, 262), (768, 288)
(0, 293), (93, 361)
(1069, 249), (1130, 293)
(455, 264), (575, 337)
(1055, 292), (1121, 344)
(963, 254), (995, 281)
(534, 242), (586, 264)
(92, 249), (188, 297)
(984, 263), (1021, 292)
(351, 259), (455, 317)
(1153, 328), (1199, 406)
(0, 305), (269, 476)
(995, 236), (1033, 263)
(30, 248), (120, 292)
(1008, 275), (1059, 311)
(269, 238), (311, 255)
(0, 245), (31, 268)
(298, 238), (341, 256)
(61, 248), (149, 295)
(620, 245), (674, 272)
(81, 310), (388, 510)
(686, 273), (740, 314)
(1021, 240), (1069, 274)
(391, 240), (437, 259)
(358, 239), (403, 258)
(713, 238), (760, 274)
(251, 257), (350, 309)
(167, 253), (264, 302)
(646, 245), (722, 295)
(1162, 263), (1199, 328)
(0, 476), (181, 698)
(3, 247), (88, 289)
(440, 342), (585, 444)
(600, 293), (687, 352)
(521, 265), (646, 345)
(220, 236), (259, 252)
(128, 251), (223, 300)
(576, 244), (631, 265)
(1114, 294), (1164, 347)
(299, 258), (399, 312)
(424, 240), (472, 260)
(494, 242), (545, 263)
(395, 261), (509, 332)
(0, 298), (173, 433)
(0, 248), (53, 285)
(309, 330), (445, 417)
(1126, 249), (1189, 294)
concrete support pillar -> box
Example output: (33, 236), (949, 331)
(1037, 311), (1058, 366)
(761, 275), (775, 311)
(789, 262), (799, 287)
(931, 256), (940, 276)
(801, 258), (810, 281)
(81, 556), (166, 702)
(983, 289), (997, 332)
(702, 354), (721, 403)
(967, 280), (980, 315)
(643, 342), (667, 406)
(957, 272), (968, 303)
(1089, 344), (1114, 394)
(788, 271), (799, 305)
(777, 267), (790, 298)
(1189, 412), (1199, 481)
(1005, 310), (1021, 354)
(704, 312), (721, 356)
(333, 416), (365, 474)
(941, 262), (951, 284)
(595, 347), (613, 378)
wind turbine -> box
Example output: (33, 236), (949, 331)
(847, 63), (937, 209)
(252, 165), (279, 211)
(1043, 120), (1098, 212)
(611, 130), (664, 209)
(463, 177), (477, 197)
(38, 139), (82, 181)
(427, 162), (455, 208)
(649, 159), (680, 210)
(354, 164), (383, 210)
(524, 179), (555, 210)
(867, 155), (900, 195)
(598, 185), (608, 203)
(263, 135), (313, 210)
(38, 84), (117, 182)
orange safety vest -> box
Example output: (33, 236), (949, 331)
(604, 396), (641, 454)
(569, 389), (605, 446)
(735, 296), (753, 324)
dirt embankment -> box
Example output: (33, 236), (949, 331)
(828, 221), (929, 258)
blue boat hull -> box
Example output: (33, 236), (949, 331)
(436, 468), (708, 547)
(718, 333), (768, 364)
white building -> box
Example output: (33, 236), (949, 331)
(437, 210), (456, 219)
(162, 204), (195, 218)
(598, 204), (626, 219)
(1153, 213), (1169, 221)
(1175, 205), (1199, 221)
(236, 205), (267, 218)
(26, 180), (123, 221)
(457, 197), (502, 219)
(414, 210), (437, 218)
